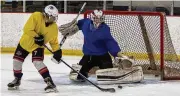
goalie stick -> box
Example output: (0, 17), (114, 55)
(59, 2), (86, 48)
(59, 33), (68, 48)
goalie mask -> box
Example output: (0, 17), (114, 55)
(90, 9), (104, 28)
(44, 5), (58, 23)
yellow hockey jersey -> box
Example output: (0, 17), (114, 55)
(19, 12), (60, 52)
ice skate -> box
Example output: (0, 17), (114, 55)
(44, 77), (58, 93)
(7, 77), (21, 90)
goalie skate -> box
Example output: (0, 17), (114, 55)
(96, 66), (144, 84)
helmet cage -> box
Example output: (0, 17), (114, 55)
(92, 15), (104, 24)
(90, 10), (104, 27)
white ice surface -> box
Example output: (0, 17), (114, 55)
(1, 54), (180, 96)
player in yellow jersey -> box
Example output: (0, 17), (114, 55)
(7, 5), (61, 93)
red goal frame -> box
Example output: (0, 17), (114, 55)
(84, 10), (180, 80)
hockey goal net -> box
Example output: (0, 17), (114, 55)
(84, 10), (180, 80)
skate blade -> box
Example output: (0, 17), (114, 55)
(69, 77), (85, 82)
(70, 79), (85, 82)
(8, 86), (19, 90)
(45, 88), (58, 93)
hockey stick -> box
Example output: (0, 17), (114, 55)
(75, 2), (87, 20)
(60, 59), (116, 92)
(42, 44), (115, 92)
(41, 35), (115, 91)
(59, 33), (68, 48)
(59, 2), (86, 48)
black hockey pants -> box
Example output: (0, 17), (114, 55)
(78, 53), (113, 79)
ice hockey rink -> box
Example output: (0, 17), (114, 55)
(1, 54), (180, 96)
(1, 1), (180, 95)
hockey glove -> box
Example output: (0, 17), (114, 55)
(51, 49), (62, 64)
(59, 19), (77, 30)
(114, 55), (134, 69)
(34, 35), (44, 46)
(59, 19), (79, 37)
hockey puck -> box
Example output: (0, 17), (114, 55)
(118, 85), (123, 89)
(155, 74), (159, 77)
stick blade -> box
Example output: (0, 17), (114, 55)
(102, 88), (116, 93)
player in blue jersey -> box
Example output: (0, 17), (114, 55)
(59, 10), (143, 83)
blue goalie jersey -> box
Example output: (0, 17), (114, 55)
(77, 18), (121, 57)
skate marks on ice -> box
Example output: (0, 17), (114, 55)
(27, 74), (173, 88)
(3, 72), (180, 96)
(28, 74), (98, 86)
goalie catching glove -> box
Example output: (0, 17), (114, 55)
(59, 19), (79, 37)
(114, 55), (134, 69)
(59, 19), (76, 30)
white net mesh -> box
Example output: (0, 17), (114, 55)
(85, 10), (180, 80)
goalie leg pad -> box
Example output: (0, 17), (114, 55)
(96, 66), (144, 84)
(69, 64), (82, 81)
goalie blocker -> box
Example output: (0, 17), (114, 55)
(69, 55), (144, 84)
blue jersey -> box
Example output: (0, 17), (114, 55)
(77, 18), (121, 57)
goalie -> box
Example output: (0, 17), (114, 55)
(59, 9), (144, 84)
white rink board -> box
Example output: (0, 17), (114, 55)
(1, 13), (180, 54)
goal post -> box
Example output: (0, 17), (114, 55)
(84, 10), (180, 80)
(138, 15), (157, 70)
